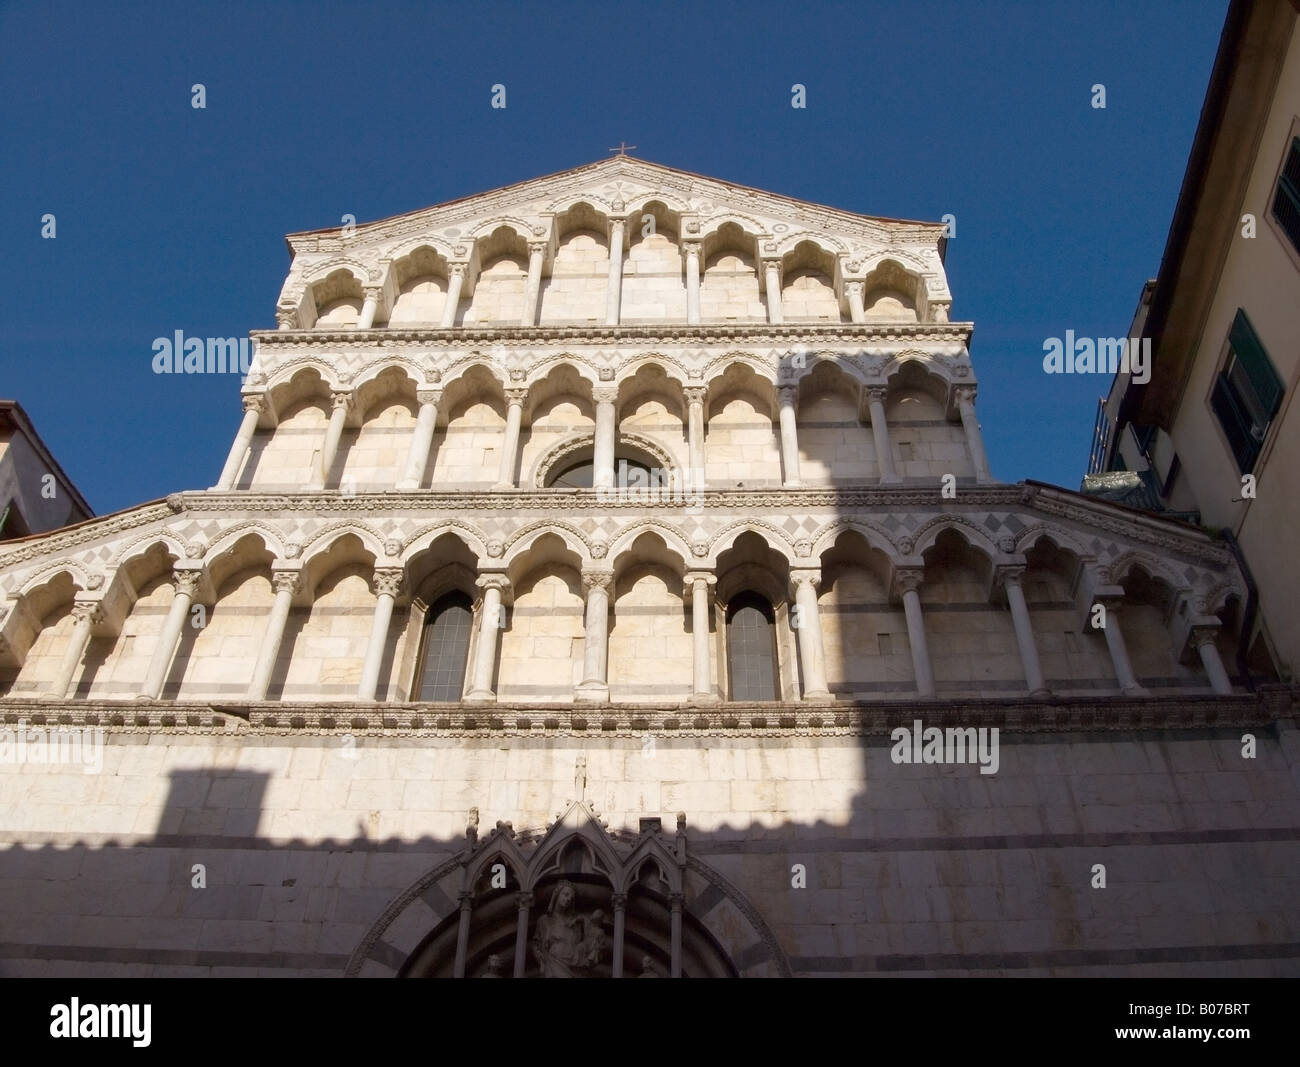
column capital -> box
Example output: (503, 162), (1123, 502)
(683, 241), (702, 260)
(864, 385), (889, 406)
(953, 384), (978, 407)
(993, 563), (1027, 589)
(611, 892), (629, 910)
(372, 568), (404, 598)
(581, 569), (614, 595)
(69, 601), (104, 627)
(241, 393), (266, 415)
(683, 571), (716, 595)
(515, 890), (533, 911)
(415, 387), (442, 406)
(476, 573), (512, 595)
(683, 385), (708, 407)
(504, 387), (529, 407)
(173, 569), (204, 597)
(330, 390), (354, 412)
(527, 240), (548, 257)
(789, 569), (822, 596)
(1189, 624), (1222, 649)
(362, 285), (383, 303)
(844, 279), (864, 296)
(892, 568), (925, 598)
(271, 569), (303, 596)
(592, 385), (618, 405)
(275, 305), (300, 330)
(447, 261), (469, 279)
(778, 384), (799, 406)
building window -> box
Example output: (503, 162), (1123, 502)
(1210, 309), (1283, 473)
(726, 592), (778, 701)
(415, 591), (473, 701)
(1271, 136), (1300, 257)
(546, 456), (653, 488)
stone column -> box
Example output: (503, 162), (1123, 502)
(440, 263), (466, 328)
(605, 217), (626, 326)
(315, 390), (352, 489)
(50, 601), (101, 700)
(894, 569), (935, 698)
(576, 570), (612, 703)
(215, 395), (264, 490)
(357, 569), (402, 701)
(845, 280), (866, 323)
(955, 386), (993, 483)
(397, 389), (441, 490)
(777, 385), (801, 486)
(1191, 626), (1232, 695)
(763, 260), (783, 324)
(685, 572), (717, 703)
(495, 388), (527, 489)
(669, 892), (683, 978)
(611, 892), (628, 978)
(521, 242), (546, 326)
(453, 892), (473, 978)
(865, 387), (901, 484)
(1096, 598), (1147, 696)
(356, 286), (382, 330)
(684, 386), (707, 486)
(512, 891), (532, 978)
(684, 243), (702, 324)
(1001, 567), (1049, 697)
(790, 571), (830, 700)
(466, 574), (510, 702)
(247, 569), (299, 701)
(140, 570), (202, 700)
(592, 386), (618, 490)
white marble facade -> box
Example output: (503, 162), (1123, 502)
(1, 158), (1296, 978)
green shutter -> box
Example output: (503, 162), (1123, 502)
(1228, 308), (1283, 419)
(1211, 374), (1258, 473)
(1272, 136), (1300, 253)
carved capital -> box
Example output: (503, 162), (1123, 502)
(504, 387), (529, 407)
(362, 286), (383, 304)
(527, 241), (548, 258)
(864, 386), (888, 406)
(241, 394), (266, 415)
(892, 568), (925, 597)
(174, 570), (203, 597)
(372, 568), (404, 598)
(476, 573), (511, 595)
(844, 280), (864, 297)
(592, 385), (618, 405)
(778, 384), (799, 406)
(995, 564), (1026, 589)
(271, 570), (302, 596)
(1189, 625), (1221, 649)
(683, 386), (707, 407)
(953, 384), (977, 408)
(789, 570), (821, 597)
(448, 261), (468, 278)
(275, 305), (300, 329)
(70, 601), (104, 627)
(330, 391), (353, 413)
(516, 891), (534, 911)
(581, 570), (613, 595)
(683, 241), (702, 259)
(415, 388), (442, 407)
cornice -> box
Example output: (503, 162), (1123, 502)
(249, 322), (975, 348)
(1, 687), (1292, 738)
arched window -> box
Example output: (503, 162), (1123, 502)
(546, 455), (653, 488)
(415, 591), (473, 701)
(726, 592), (778, 701)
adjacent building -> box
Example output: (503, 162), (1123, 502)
(1088, 0), (1300, 682)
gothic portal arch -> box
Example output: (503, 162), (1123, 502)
(347, 799), (792, 978)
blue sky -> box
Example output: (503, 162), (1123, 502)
(1, 0), (1228, 515)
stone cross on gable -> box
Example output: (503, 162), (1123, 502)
(608, 142), (636, 156)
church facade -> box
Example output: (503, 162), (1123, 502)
(1, 158), (1297, 977)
